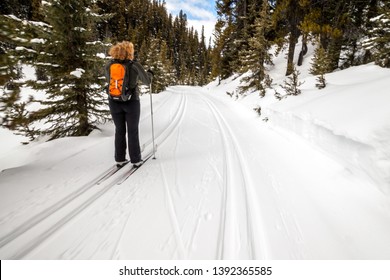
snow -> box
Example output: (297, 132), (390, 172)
(15, 46), (36, 53)
(1, 51), (390, 260)
(266, 64), (390, 194)
(73, 27), (86, 32)
(30, 38), (46, 44)
(70, 68), (85, 78)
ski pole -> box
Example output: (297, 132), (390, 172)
(149, 76), (156, 159)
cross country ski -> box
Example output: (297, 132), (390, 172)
(96, 161), (131, 185)
(116, 152), (155, 185)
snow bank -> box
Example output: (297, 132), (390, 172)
(0, 128), (30, 171)
(265, 64), (390, 194)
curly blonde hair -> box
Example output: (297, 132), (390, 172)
(109, 41), (134, 60)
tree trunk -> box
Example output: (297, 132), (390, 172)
(286, 1), (301, 76)
(286, 33), (298, 76)
(77, 91), (91, 136)
(328, 39), (342, 71)
(297, 35), (308, 66)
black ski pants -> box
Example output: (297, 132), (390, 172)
(109, 99), (141, 163)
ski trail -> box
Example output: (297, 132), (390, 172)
(204, 96), (249, 259)
(201, 93), (268, 259)
(160, 162), (187, 259)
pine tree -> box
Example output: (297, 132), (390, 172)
(0, 15), (27, 128)
(0, 15), (20, 87)
(211, 18), (225, 83)
(171, 10), (190, 83)
(239, 0), (273, 97)
(364, 1), (390, 68)
(310, 41), (331, 89)
(27, 0), (109, 140)
(335, 0), (375, 68)
(281, 66), (303, 96)
(1, 0), (33, 19)
(197, 26), (209, 86)
(106, 0), (127, 41)
(144, 38), (175, 93)
(299, 0), (364, 71)
(212, 0), (237, 79)
(159, 39), (176, 88)
(273, 0), (307, 76)
(237, 0), (258, 74)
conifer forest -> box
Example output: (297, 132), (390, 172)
(1, 0), (389, 140)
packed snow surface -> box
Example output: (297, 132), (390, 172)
(1, 63), (390, 260)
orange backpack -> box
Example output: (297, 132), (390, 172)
(107, 61), (133, 101)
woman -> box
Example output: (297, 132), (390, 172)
(106, 41), (152, 167)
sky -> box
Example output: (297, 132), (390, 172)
(163, 0), (217, 43)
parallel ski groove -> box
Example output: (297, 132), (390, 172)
(96, 162), (130, 185)
(205, 97), (241, 259)
(202, 94), (266, 259)
(145, 91), (187, 148)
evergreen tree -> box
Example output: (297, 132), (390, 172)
(310, 40), (331, 89)
(239, 0), (273, 97)
(237, 0), (258, 74)
(361, 0), (380, 64)
(171, 11), (189, 83)
(0, 15), (21, 87)
(103, 0), (127, 41)
(0, 13), (39, 128)
(364, 1), (390, 68)
(335, 0), (375, 68)
(144, 38), (162, 92)
(144, 38), (175, 93)
(197, 26), (211, 86)
(212, 0), (237, 79)
(27, 0), (109, 140)
(1, 0), (34, 19)
(273, 0), (307, 76)
(211, 18), (225, 83)
(299, 0), (372, 71)
(186, 27), (199, 85)
(281, 66), (303, 96)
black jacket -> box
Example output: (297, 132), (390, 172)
(105, 60), (151, 101)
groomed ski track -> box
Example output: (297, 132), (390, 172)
(1, 86), (390, 260)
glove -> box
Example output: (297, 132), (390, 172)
(147, 69), (154, 79)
